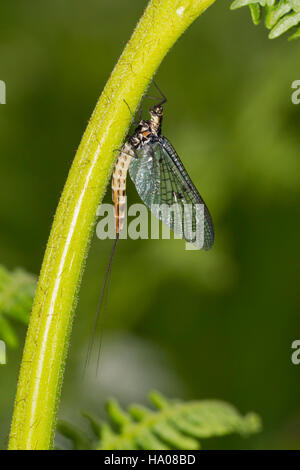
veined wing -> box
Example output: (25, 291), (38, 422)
(129, 139), (214, 250)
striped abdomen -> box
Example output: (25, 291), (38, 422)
(112, 142), (134, 234)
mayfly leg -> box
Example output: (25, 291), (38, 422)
(152, 80), (167, 106)
(83, 142), (134, 376)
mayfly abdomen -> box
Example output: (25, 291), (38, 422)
(85, 143), (135, 375)
(84, 142), (135, 374)
(112, 142), (135, 234)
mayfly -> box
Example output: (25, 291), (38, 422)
(85, 88), (214, 372)
(113, 84), (214, 249)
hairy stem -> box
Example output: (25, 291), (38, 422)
(9, 0), (216, 450)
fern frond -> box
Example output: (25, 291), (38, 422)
(58, 391), (261, 450)
(230, 0), (300, 40)
(0, 265), (36, 347)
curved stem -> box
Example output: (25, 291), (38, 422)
(9, 0), (216, 450)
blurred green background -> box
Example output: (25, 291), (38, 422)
(0, 0), (300, 450)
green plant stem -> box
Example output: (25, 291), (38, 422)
(9, 0), (216, 450)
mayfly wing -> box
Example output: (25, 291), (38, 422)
(129, 139), (214, 250)
(159, 137), (214, 250)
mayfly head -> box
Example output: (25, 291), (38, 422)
(150, 104), (163, 118)
(149, 104), (163, 135)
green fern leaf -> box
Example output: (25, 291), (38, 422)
(58, 391), (261, 450)
(231, 1), (276, 9)
(56, 421), (94, 450)
(250, 4), (262, 24)
(0, 265), (36, 347)
(230, 0), (300, 39)
(269, 10), (300, 36)
(291, 0), (300, 11)
(265, 1), (293, 28)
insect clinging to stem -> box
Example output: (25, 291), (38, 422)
(84, 82), (214, 374)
